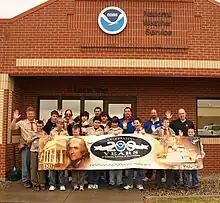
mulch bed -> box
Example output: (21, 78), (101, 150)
(143, 173), (220, 196)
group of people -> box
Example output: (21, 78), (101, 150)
(11, 106), (205, 192)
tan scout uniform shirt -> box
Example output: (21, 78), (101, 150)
(133, 128), (146, 135)
(152, 126), (175, 136)
(50, 127), (69, 137)
(86, 127), (103, 136)
(16, 119), (37, 145)
(108, 127), (123, 135)
(28, 131), (47, 152)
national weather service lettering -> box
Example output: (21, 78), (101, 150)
(98, 7), (127, 34)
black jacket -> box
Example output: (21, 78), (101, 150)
(170, 119), (194, 136)
(43, 118), (56, 135)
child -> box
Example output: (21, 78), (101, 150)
(100, 112), (111, 134)
(124, 118), (144, 191)
(108, 116), (123, 189)
(99, 112), (111, 184)
(70, 125), (86, 191)
(43, 110), (59, 135)
(86, 116), (104, 189)
(48, 118), (69, 191)
(77, 111), (90, 136)
(182, 128), (205, 189)
(153, 117), (176, 189)
(27, 120), (46, 191)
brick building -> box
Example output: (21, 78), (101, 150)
(0, 0), (220, 179)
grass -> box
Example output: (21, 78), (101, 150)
(145, 197), (220, 203)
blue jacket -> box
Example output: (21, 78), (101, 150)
(119, 117), (135, 133)
(143, 119), (162, 133)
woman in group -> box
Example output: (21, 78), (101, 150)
(63, 109), (75, 136)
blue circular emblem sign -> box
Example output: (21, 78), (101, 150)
(98, 7), (127, 35)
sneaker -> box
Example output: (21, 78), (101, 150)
(124, 185), (133, 190)
(79, 185), (84, 191)
(93, 184), (98, 189)
(183, 185), (190, 190)
(24, 181), (32, 188)
(143, 177), (149, 182)
(73, 185), (79, 191)
(137, 185), (144, 191)
(60, 186), (66, 191)
(161, 177), (166, 183)
(192, 184), (200, 189)
(33, 185), (40, 192)
(40, 184), (46, 191)
(88, 184), (94, 189)
(49, 186), (56, 191)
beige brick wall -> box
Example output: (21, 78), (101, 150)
(0, 74), (14, 144)
(16, 58), (220, 69)
(0, 89), (4, 145)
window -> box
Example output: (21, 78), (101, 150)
(39, 100), (58, 124)
(108, 104), (131, 118)
(38, 97), (136, 122)
(197, 99), (220, 137)
(62, 100), (80, 118)
(84, 100), (103, 118)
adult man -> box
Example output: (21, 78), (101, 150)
(143, 109), (162, 182)
(170, 108), (195, 186)
(88, 107), (102, 126)
(43, 110), (59, 135)
(170, 108), (195, 136)
(11, 107), (37, 188)
(119, 107), (135, 133)
(143, 109), (162, 134)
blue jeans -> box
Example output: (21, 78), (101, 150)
(109, 170), (123, 186)
(127, 169), (143, 185)
(88, 170), (101, 185)
(174, 170), (180, 185)
(182, 170), (199, 186)
(49, 170), (65, 187)
(21, 146), (30, 182)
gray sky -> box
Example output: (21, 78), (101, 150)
(0, 0), (220, 19)
(0, 0), (47, 18)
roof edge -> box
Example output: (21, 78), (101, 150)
(0, 0), (59, 23)
(208, 0), (220, 7)
(0, 0), (219, 23)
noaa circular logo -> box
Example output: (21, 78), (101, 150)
(115, 140), (126, 152)
(98, 7), (127, 35)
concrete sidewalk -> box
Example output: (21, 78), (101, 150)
(0, 181), (144, 203)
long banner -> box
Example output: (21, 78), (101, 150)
(38, 134), (203, 170)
